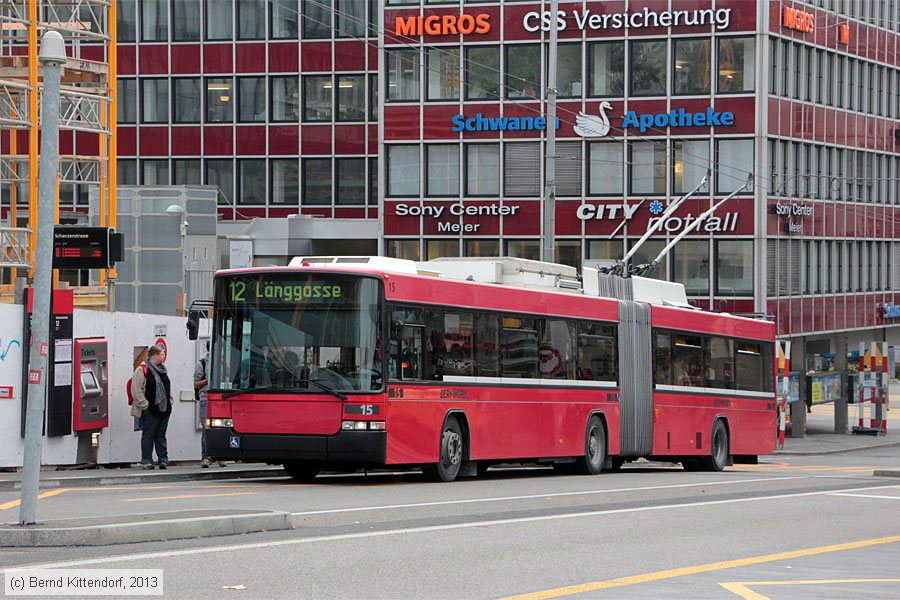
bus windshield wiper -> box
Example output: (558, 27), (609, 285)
(293, 379), (347, 400)
(221, 381), (347, 401)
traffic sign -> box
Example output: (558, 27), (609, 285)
(155, 337), (168, 362)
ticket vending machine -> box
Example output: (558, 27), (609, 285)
(73, 338), (109, 431)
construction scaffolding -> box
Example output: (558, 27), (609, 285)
(0, 0), (116, 288)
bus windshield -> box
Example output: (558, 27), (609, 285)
(210, 273), (383, 393)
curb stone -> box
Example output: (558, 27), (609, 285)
(0, 510), (293, 547)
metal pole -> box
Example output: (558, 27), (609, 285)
(20, 31), (66, 526)
(541, 0), (559, 263)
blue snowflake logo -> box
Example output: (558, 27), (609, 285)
(649, 200), (664, 215)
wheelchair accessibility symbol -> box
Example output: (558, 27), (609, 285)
(229, 436), (240, 449)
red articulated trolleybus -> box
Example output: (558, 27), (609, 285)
(203, 256), (776, 482)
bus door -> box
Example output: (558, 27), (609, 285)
(618, 301), (653, 456)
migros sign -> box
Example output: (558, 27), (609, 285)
(395, 14), (491, 37)
(782, 6), (814, 33)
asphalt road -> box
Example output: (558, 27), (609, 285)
(2, 450), (899, 599)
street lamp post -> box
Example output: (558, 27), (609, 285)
(20, 31), (67, 526)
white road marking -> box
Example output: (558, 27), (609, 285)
(2, 483), (896, 573)
(828, 492), (900, 500)
(290, 476), (810, 516)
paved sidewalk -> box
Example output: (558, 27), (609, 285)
(775, 402), (897, 455)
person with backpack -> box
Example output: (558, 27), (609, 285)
(194, 341), (224, 468)
(130, 345), (173, 469)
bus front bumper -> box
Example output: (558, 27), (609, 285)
(207, 428), (387, 465)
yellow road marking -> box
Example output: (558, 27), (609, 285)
(501, 535), (900, 600)
(0, 488), (70, 510)
(721, 578), (900, 600)
(121, 492), (257, 502)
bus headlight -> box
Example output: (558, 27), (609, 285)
(207, 418), (233, 428)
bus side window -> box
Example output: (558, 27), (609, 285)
(654, 333), (671, 385)
(389, 307), (426, 381)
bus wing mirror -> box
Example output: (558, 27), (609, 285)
(186, 311), (201, 340)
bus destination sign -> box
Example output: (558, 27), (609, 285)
(229, 279), (344, 303)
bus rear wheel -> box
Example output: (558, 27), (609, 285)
(423, 417), (463, 482)
(699, 420), (729, 472)
(572, 416), (606, 475)
(283, 461), (320, 482)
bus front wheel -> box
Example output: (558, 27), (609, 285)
(283, 461), (320, 482)
(424, 417), (464, 482)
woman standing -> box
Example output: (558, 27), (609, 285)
(130, 345), (173, 469)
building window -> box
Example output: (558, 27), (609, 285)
(506, 44), (540, 100)
(628, 239), (667, 280)
(556, 240), (582, 270)
(716, 240), (753, 295)
(303, 76), (332, 121)
(465, 240), (500, 257)
(141, 79), (168, 123)
(588, 42), (624, 97)
(504, 143), (540, 197)
(672, 239), (710, 295)
(271, 76), (299, 122)
(117, 0), (136, 42)
(270, 0), (298, 39)
(555, 43), (582, 98)
(117, 78), (137, 123)
(271, 159), (299, 204)
(173, 78), (201, 123)
(427, 47), (460, 100)
(465, 144), (500, 197)
(141, 159), (169, 185)
(173, 159), (201, 185)
(141, 0), (167, 41)
(337, 75), (366, 121)
(630, 142), (666, 195)
(387, 49), (420, 101)
(465, 46), (500, 100)
(205, 78), (234, 122)
(387, 146), (419, 196)
(426, 240), (459, 260)
(716, 139), (753, 194)
(717, 38), (752, 94)
(238, 77), (266, 122)
(673, 140), (709, 194)
(368, 157), (378, 204)
(506, 240), (540, 261)
(337, 158), (366, 205)
(172, 0), (200, 40)
(673, 38), (710, 95)
(205, 159), (233, 204)
(386, 240), (420, 261)
(238, 159), (266, 204)
(303, 158), (332, 205)
(426, 145), (459, 197)
(368, 73), (378, 121)
(237, 0), (266, 40)
(206, 0), (233, 40)
(303, 0), (331, 39)
(630, 40), (667, 96)
(556, 142), (582, 197)
(336, 0), (366, 37)
(117, 159), (137, 186)
(588, 142), (623, 195)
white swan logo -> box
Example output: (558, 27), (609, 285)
(574, 101), (612, 137)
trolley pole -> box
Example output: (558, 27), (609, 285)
(20, 31), (66, 526)
(541, 0), (559, 263)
